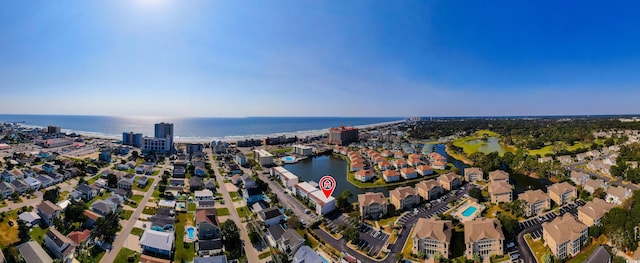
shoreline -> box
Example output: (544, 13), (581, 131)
(5, 119), (406, 144)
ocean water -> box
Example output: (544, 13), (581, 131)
(0, 115), (403, 142)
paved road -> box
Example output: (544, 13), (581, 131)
(568, 161), (640, 191)
(207, 149), (261, 263)
(255, 170), (319, 225)
(100, 164), (164, 263)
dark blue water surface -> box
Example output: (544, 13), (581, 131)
(0, 115), (403, 142)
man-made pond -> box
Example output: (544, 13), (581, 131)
(283, 144), (550, 202)
(462, 137), (510, 155)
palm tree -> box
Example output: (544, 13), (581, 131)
(472, 253), (481, 263)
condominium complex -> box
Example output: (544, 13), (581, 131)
(518, 189), (550, 217)
(548, 182), (577, 206)
(464, 218), (505, 261)
(122, 132), (142, 147)
(358, 192), (388, 220)
(543, 214), (588, 259)
(412, 218), (452, 259)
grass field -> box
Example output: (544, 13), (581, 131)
(174, 213), (195, 262)
(216, 207), (230, 216)
(122, 210), (133, 220)
(188, 203), (196, 212)
(567, 236), (607, 263)
(0, 211), (19, 247)
(114, 248), (139, 263)
(525, 235), (549, 263)
(236, 206), (251, 218)
(142, 207), (157, 215)
(258, 251), (272, 259)
(229, 191), (243, 201)
(29, 226), (48, 244)
(131, 227), (145, 237)
(79, 246), (106, 263)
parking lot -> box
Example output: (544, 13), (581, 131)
(518, 199), (587, 240)
(324, 213), (390, 256)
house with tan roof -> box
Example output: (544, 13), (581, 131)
(518, 190), (550, 217)
(583, 178), (606, 194)
(606, 186), (632, 205)
(464, 168), (483, 182)
(358, 192), (388, 220)
(416, 180), (444, 201)
(548, 182), (577, 206)
(570, 171), (588, 186)
(389, 186), (420, 211)
(543, 214), (588, 259)
(382, 170), (400, 182)
(488, 170), (509, 183)
(400, 167), (417, 180)
(577, 198), (614, 227)
(416, 165), (433, 176)
(412, 218), (452, 259)
(354, 170), (374, 182)
(464, 218), (504, 261)
(431, 160), (447, 170)
(488, 181), (512, 203)
(557, 155), (573, 165)
(438, 172), (462, 191)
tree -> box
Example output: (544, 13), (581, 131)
(92, 211), (120, 243)
(43, 187), (60, 203)
(417, 249), (426, 259)
(221, 220), (241, 259)
(107, 173), (118, 188)
(343, 227), (359, 244)
(287, 216), (302, 230)
(11, 191), (20, 202)
(131, 151), (139, 159)
(468, 187), (483, 201)
(17, 219), (30, 242)
(542, 252), (553, 263)
(472, 253), (481, 263)
(433, 251), (442, 262)
(335, 190), (354, 211)
(64, 202), (87, 223)
(3, 246), (22, 263)
(593, 188), (606, 199)
(498, 214), (518, 238)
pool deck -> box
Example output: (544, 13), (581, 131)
(452, 200), (485, 222)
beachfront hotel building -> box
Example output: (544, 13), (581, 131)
(328, 126), (358, 146)
(122, 132), (142, 147)
(542, 214), (588, 259)
(412, 218), (452, 259)
(518, 189), (550, 217)
(141, 137), (171, 153)
(464, 218), (505, 261)
(155, 122), (174, 147)
(358, 192), (388, 220)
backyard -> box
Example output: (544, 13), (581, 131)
(0, 211), (19, 247)
(236, 206), (251, 218)
(114, 248), (140, 263)
(174, 213), (195, 262)
(216, 207), (230, 216)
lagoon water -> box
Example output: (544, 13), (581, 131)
(465, 137), (509, 154)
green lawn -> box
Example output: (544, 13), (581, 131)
(29, 226), (48, 243)
(270, 148), (292, 155)
(188, 203), (196, 212)
(131, 195), (144, 204)
(152, 187), (161, 199)
(131, 227), (145, 237)
(122, 210), (133, 220)
(133, 178), (155, 192)
(567, 237), (606, 263)
(236, 206), (251, 218)
(79, 246), (106, 263)
(114, 248), (140, 263)
(174, 213), (195, 262)
(142, 207), (157, 215)
(216, 208), (230, 216)
(229, 191), (242, 201)
(258, 251), (271, 260)
(525, 235), (549, 263)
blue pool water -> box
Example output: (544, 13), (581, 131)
(187, 227), (195, 239)
(461, 206), (478, 217)
(177, 203), (185, 208)
(284, 156), (295, 162)
(320, 255), (330, 263)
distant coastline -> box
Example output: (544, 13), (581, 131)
(0, 115), (405, 143)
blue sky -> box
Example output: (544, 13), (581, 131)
(1, 0), (640, 117)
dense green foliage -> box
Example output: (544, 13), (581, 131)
(410, 118), (635, 149)
(611, 143), (640, 183)
(343, 227), (359, 244)
(601, 191), (640, 252)
(43, 187), (60, 203)
(463, 150), (565, 179)
(335, 190), (354, 211)
(221, 220), (242, 259)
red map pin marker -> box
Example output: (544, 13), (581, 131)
(319, 175), (336, 199)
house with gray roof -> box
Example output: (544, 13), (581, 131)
(18, 241), (53, 263)
(293, 246), (322, 263)
(75, 184), (98, 201)
(44, 228), (77, 263)
(35, 174), (54, 188)
(140, 229), (175, 258)
(37, 200), (62, 226)
(91, 200), (116, 216)
(193, 255), (228, 263)
(11, 179), (29, 194)
(0, 182), (15, 198)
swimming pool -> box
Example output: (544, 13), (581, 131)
(461, 206), (478, 217)
(284, 156), (295, 162)
(187, 227), (195, 239)
(320, 255), (330, 263)
(177, 203), (185, 208)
